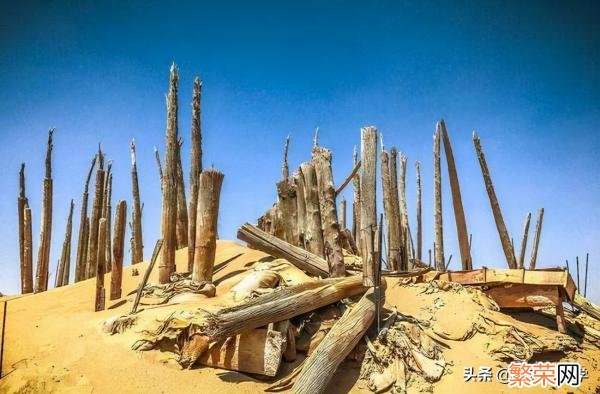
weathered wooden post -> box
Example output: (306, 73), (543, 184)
(110, 200), (127, 300)
(433, 126), (445, 272)
(154, 146), (164, 187)
(86, 150), (106, 279)
(518, 212), (532, 269)
(312, 146), (345, 277)
(188, 77), (203, 271)
(193, 168), (224, 283)
(389, 148), (402, 268)
(130, 139), (144, 264)
(361, 126), (377, 285)
(22, 205), (33, 293)
(56, 200), (74, 287)
(398, 153), (412, 269)
(440, 120), (472, 270)
(282, 134), (290, 179)
(352, 146), (361, 251)
(103, 170), (113, 272)
(472, 132), (517, 269)
(528, 208), (544, 269)
(75, 156), (96, 282)
(175, 137), (188, 249)
(95, 218), (107, 311)
(415, 161), (423, 262)
(18, 164), (31, 293)
(295, 171), (307, 248)
(276, 178), (298, 245)
(300, 162), (325, 257)
(340, 197), (346, 230)
(35, 128), (54, 293)
(159, 63), (180, 284)
(380, 145), (400, 271)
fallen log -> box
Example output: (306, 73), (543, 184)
(293, 288), (376, 394)
(237, 223), (329, 277)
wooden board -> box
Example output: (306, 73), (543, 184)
(485, 284), (560, 308)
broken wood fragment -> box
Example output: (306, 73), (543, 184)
(86, 150), (106, 279)
(282, 134), (290, 180)
(175, 137), (189, 249)
(352, 146), (361, 251)
(398, 152), (412, 269)
(276, 178), (298, 246)
(415, 160), (423, 262)
(335, 159), (361, 196)
(381, 147), (401, 271)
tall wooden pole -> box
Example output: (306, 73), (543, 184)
(159, 63), (179, 284)
(57, 200), (74, 287)
(75, 156), (96, 282)
(22, 205), (33, 293)
(103, 170), (113, 272)
(94, 218), (107, 311)
(188, 77), (203, 271)
(130, 139), (144, 264)
(300, 162), (325, 257)
(528, 208), (544, 269)
(18, 163), (31, 293)
(282, 134), (290, 179)
(86, 150), (106, 279)
(415, 161), (423, 262)
(352, 146), (361, 252)
(433, 126), (445, 272)
(175, 138), (189, 249)
(389, 148), (401, 264)
(193, 168), (224, 283)
(398, 153), (412, 269)
(584, 253), (589, 298)
(472, 132), (517, 269)
(518, 212), (532, 269)
(440, 120), (472, 270)
(35, 128), (54, 293)
(295, 171), (307, 248)
(360, 126), (377, 285)
(110, 200), (127, 300)
(380, 147), (400, 271)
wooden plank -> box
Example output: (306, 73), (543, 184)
(486, 268), (524, 284)
(485, 284), (559, 308)
(440, 269), (485, 284)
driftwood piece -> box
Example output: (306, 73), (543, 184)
(293, 288), (376, 394)
(381, 148), (400, 271)
(175, 138), (189, 249)
(193, 169), (224, 283)
(335, 159), (361, 196)
(57, 200), (74, 287)
(95, 218), (107, 311)
(360, 126), (378, 285)
(188, 78), (203, 270)
(276, 178), (298, 246)
(35, 129), (54, 293)
(529, 208), (544, 269)
(473, 132), (517, 269)
(75, 156), (96, 282)
(110, 200), (127, 300)
(130, 139), (144, 264)
(433, 126), (445, 272)
(300, 162), (325, 257)
(86, 152), (106, 279)
(18, 164), (32, 293)
(518, 212), (532, 269)
(352, 146), (361, 251)
(159, 64), (179, 284)
(312, 146), (345, 277)
(237, 223), (329, 277)
(440, 120), (472, 270)
(22, 206), (33, 294)
(415, 161), (423, 262)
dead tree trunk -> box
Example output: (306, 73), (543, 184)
(95, 218), (107, 311)
(440, 121), (472, 270)
(154, 146), (164, 187)
(293, 288), (376, 394)
(529, 208), (544, 269)
(86, 152), (105, 279)
(352, 146), (361, 252)
(472, 132), (517, 269)
(110, 200), (127, 300)
(130, 140), (144, 264)
(518, 212), (532, 269)
(75, 156), (96, 282)
(103, 171), (113, 272)
(381, 148), (401, 271)
(175, 138), (189, 249)
(276, 178), (298, 245)
(237, 223), (329, 277)
(415, 160), (423, 262)
(159, 64), (180, 284)
(300, 162), (325, 257)
(193, 168), (224, 283)
(35, 128), (54, 293)
(18, 163), (31, 293)
(360, 127), (378, 285)
(282, 134), (290, 179)
(22, 205), (33, 293)
(295, 171), (307, 248)
(398, 153), (412, 270)
(312, 146), (345, 277)
(188, 77), (203, 271)
(57, 200), (74, 287)
(389, 148), (402, 266)
(433, 127), (445, 271)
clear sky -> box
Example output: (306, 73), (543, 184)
(0, 1), (598, 302)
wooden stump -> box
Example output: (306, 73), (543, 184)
(175, 138), (189, 249)
(18, 164), (31, 293)
(95, 218), (107, 311)
(110, 200), (127, 300)
(295, 171), (307, 248)
(415, 160), (423, 262)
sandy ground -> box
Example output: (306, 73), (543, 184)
(1, 240), (598, 393)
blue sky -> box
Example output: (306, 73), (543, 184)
(0, 1), (598, 301)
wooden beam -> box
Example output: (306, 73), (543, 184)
(380, 148), (400, 271)
(352, 146), (361, 251)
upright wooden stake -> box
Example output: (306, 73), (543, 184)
(415, 161), (423, 262)
(360, 126), (377, 285)
(188, 77), (203, 271)
(57, 200), (74, 287)
(110, 200), (127, 300)
(175, 138), (189, 249)
(518, 212), (532, 269)
(472, 132), (517, 269)
(312, 146), (345, 277)
(75, 156), (96, 282)
(398, 153), (412, 269)
(35, 128), (54, 293)
(159, 63), (179, 284)
(528, 208), (544, 270)
(18, 163), (30, 293)
(130, 139), (144, 264)
(340, 197), (347, 230)
(300, 162), (325, 257)
(103, 171), (113, 272)
(433, 126), (445, 272)
(389, 148), (402, 266)
(352, 146), (361, 251)
(193, 168), (224, 283)
(380, 147), (401, 271)
(94, 218), (107, 311)
(440, 120), (472, 270)
(22, 205), (33, 293)
(86, 151), (106, 279)
(282, 134), (290, 179)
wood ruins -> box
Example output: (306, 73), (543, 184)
(9, 65), (599, 393)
